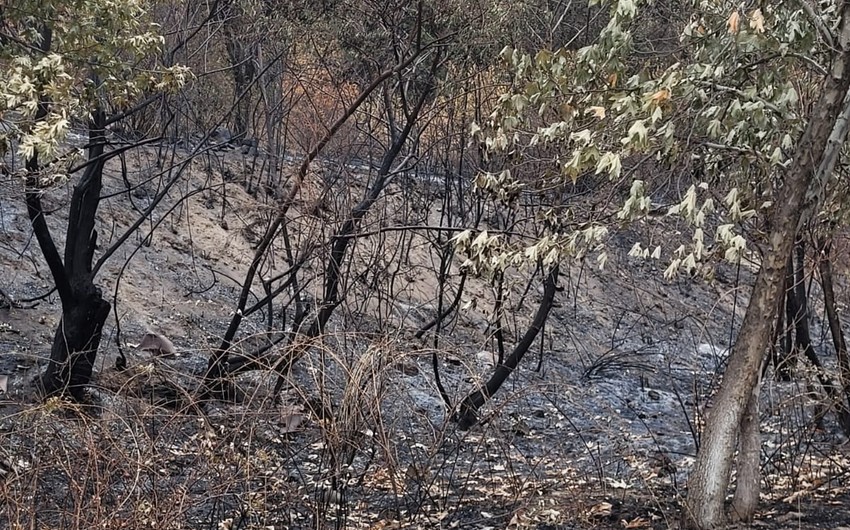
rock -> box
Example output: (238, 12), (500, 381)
(138, 332), (176, 358)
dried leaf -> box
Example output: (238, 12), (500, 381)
(586, 106), (606, 119)
(588, 502), (613, 517)
(727, 11), (740, 34)
(649, 88), (670, 106)
(0, 375), (7, 393)
(750, 9), (765, 34)
(607, 478), (632, 489)
(622, 516), (651, 528)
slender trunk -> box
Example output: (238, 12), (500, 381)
(415, 272), (467, 339)
(427, 245), (457, 410)
(818, 238), (850, 435)
(229, 51), (255, 140)
(779, 253), (797, 380)
(455, 265), (559, 429)
(788, 239), (849, 430)
(730, 371), (763, 523)
(769, 267), (787, 379)
(218, 0), (256, 140)
(493, 272), (506, 365)
(791, 240), (810, 376)
(685, 6), (850, 526)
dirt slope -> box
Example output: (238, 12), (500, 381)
(1, 144), (849, 529)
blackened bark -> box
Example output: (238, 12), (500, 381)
(787, 239), (849, 430)
(791, 240), (809, 372)
(455, 265), (559, 429)
(818, 238), (850, 435)
(416, 243), (454, 410)
(224, 35), (256, 139)
(777, 253), (797, 380)
(29, 110), (112, 399)
(768, 268), (786, 379)
(415, 273), (467, 339)
(40, 285), (111, 399)
(493, 272), (506, 365)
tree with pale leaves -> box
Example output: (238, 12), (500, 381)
(466, 0), (850, 527)
(1, 0), (188, 398)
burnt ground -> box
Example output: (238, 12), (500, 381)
(1, 142), (850, 529)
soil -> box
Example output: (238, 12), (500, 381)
(1, 141), (850, 529)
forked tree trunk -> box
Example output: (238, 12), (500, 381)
(685, 7), (850, 527)
(27, 107), (112, 400)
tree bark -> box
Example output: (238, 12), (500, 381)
(730, 373), (763, 523)
(216, 0), (257, 140)
(40, 285), (111, 399)
(455, 265), (559, 429)
(28, 110), (112, 400)
(818, 237), (850, 434)
(768, 263), (790, 380)
(685, 6), (850, 527)
(778, 252), (797, 380)
(786, 239), (849, 430)
(791, 240), (811, 380)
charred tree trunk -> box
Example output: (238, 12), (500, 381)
(818, 237), (850, 435)
(455, 265), (559, 429)
(777, 252), (797, 380)
(790, 239), (810, 376)
(769, 264), (788, 380)
(786, 239), (849, 430)
(224, 35), (256, 140)
(40, 285), (111, 399)
(27, 107), (112, 400)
